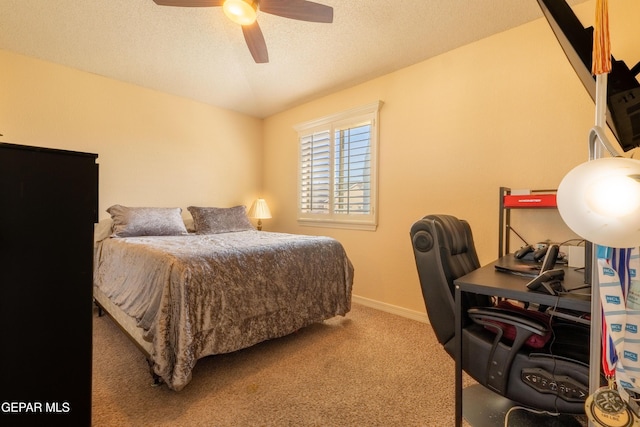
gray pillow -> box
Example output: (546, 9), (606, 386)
(107, 205), (188, 237)
(187, 205), (254, 234)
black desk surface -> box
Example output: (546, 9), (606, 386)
(454, 256), (592, 313)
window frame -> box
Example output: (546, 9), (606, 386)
(294, 101), (382, 231)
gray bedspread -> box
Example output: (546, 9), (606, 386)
(94, 230), (354, 391)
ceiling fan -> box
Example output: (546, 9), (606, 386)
(152, 0), (333, 63)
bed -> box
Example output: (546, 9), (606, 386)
(93, 205), (354, 391)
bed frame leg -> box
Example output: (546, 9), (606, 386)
(146, 358), (163, 387)
(94, 300), (104, 317)
(151, 373), (163, 387)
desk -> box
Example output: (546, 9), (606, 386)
(452, 257), (591, 427)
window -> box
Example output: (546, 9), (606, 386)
(295, 101), (382, 230)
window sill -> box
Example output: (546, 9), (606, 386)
(297, 219), (377, 231)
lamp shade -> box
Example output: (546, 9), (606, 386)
(557, 157), (640, 248)
(247, 198), (272, 219)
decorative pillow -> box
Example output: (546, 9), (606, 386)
(107, 205), (189, 237)
(187, 205), (254, 234)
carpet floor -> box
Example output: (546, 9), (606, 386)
(92, 303), (467, 426)
(92, 303), (585, 426)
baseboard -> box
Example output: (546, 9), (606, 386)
(352, 295), (430, 324)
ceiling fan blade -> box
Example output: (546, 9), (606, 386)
(259, 0), (333, 23)
(242, 22), (269, 63)
(152, 0), (224, 7)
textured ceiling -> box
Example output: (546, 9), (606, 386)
(0, 0), (588, 118)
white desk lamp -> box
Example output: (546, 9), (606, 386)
(557, 150), (640, 249)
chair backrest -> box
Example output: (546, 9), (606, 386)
(410, 214), (491, 346)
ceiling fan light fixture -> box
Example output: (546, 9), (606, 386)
(223, 0), (257, 26)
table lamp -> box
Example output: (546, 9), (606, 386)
(247, 198), (271, 231)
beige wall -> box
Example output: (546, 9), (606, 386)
(0, 50), (263, 220)
(2, 1), (638, 318)
(262, 0), (640, 316)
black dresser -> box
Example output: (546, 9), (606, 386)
(0, 142), (98, 426)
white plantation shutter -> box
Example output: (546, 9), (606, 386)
(295, 101), (382, 230)
(334, 123), (371, 215)
(300, 130), (331, 214)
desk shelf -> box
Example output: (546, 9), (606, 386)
(499, 186), (558, 258)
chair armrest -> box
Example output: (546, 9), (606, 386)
(467, 307), (549, 337)
(467, 306), (550, 394)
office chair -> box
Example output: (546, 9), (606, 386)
(410, 214), (594, 413)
